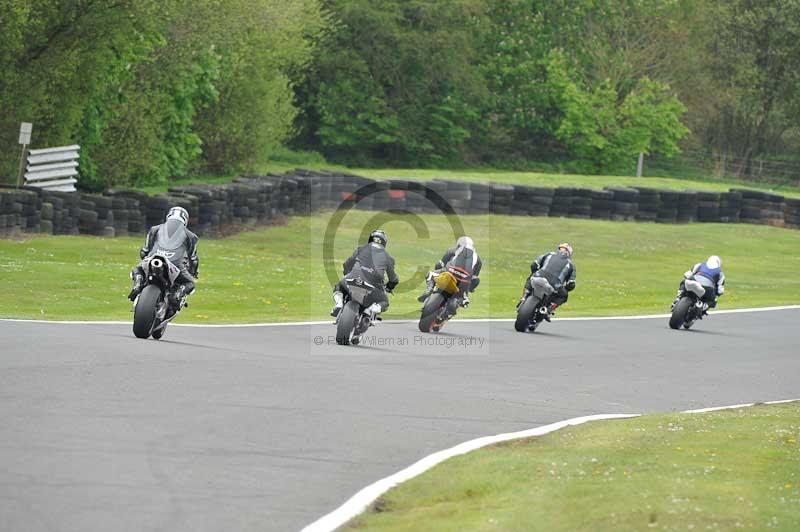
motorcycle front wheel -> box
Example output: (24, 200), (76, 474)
(133, 285), (161, 339)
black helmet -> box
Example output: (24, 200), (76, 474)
(369, 229), (388, 247)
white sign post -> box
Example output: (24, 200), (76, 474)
(17, 122), (33, 188)
(636, 152), (644, 178)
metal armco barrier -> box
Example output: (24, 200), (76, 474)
(24, 145), (80, 192)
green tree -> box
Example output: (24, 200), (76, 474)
(547, 52), (688, 172)
(297, 0), (487, 166)
(0, 0), (164, 184)
(702, 0), (800, 160)
(478, 0), (693, 168)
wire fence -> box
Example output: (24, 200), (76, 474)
(644, 150), (800, 187)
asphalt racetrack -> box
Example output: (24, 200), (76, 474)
(1, 308), (798, 531)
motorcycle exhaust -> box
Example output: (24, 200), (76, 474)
(151, 312), (178, 332)
(151, 258), (163, 269)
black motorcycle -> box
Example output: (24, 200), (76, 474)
(132, 254), (185, 339)
(335, 275), (382, 345)
(418, 266), (469, 333)
(514, 276), (556, 333)
(669, 276), (711, 330)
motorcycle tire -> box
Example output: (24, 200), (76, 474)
(515, 296), (539, 332)
(669, 297), (692, 330)
(133, 285), (161, 339)
(419, 293), (445, 333)
(336, 301), (359, 345)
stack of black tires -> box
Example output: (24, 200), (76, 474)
(512, 185), (553, 217)
(489, 183), (514, 215)
(676, 191), (698, 223)
(607, 187), (639, 221)
(468, 183), (493, 214)
(736, 189), (786, 227)
(784, 198), (800, 229)
(633, 187), (660, 222)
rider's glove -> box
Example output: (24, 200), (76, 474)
(683, 270), (693, 279)
(565, 280), (576, 292)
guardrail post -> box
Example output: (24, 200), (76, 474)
(16, 145), (28, 189)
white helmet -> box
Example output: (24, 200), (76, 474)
(166, 206), (189, 226)
(456, 236), (474, 250)
(707, 255), (722, 269)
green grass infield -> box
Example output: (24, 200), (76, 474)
(349, 402), (800, 531)
(0, 213), (798, 322)
(141, 163), (800, 198)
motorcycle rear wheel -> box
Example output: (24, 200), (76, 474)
(515, 296), (539, 332)
(669, 297), (692, 330)
(336, 301), (359, 345)
(133, 285), (161, 339)
(419, 293), (445, 333)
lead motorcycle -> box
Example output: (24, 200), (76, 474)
(335, 274), (383, 345)
(514, 276), (556, 333)
(418, 265), (470, 333)
(669, 275), (711, 330)
(132, 254), (186, 339)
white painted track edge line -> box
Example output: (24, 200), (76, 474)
(302, 399), (800, 532)
(2, 304), (799, 327)
(300, 413), (639, 532)
(682, 398), (800, 413)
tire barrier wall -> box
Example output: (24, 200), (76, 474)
(1, 170), (799, 238)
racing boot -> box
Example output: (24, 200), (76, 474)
(128, 273), (144, 301)
(417, 274), (435, 302)
(516, 289), (530, 310)
(331, 291), (344, 317)
(671, 289), (683, 309)
(169, 285), (188, 312)
(544, 302), (559, 322)
(367, 302), (383, 324)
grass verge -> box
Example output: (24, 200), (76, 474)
(346, 167), (800, 198)
(0, 213), (798, 323)
(349, 402), (800, 532)
(137, 163), (800, 198)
